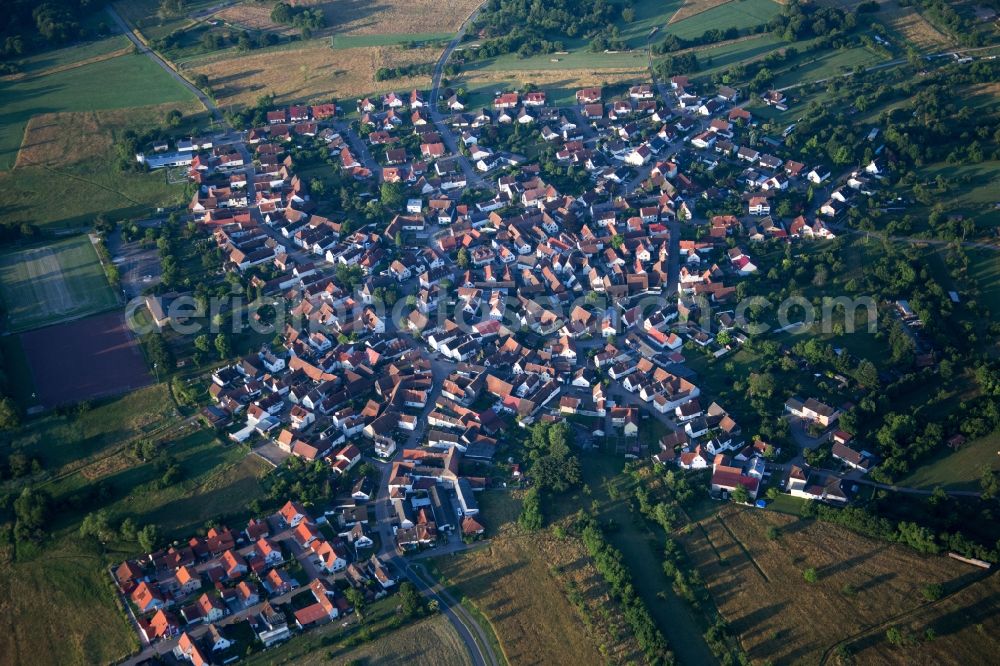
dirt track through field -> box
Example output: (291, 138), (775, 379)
(21, 248), (73, 317)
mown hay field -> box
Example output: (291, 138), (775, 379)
(846, 572), (1000, 665)
(679, 504), (985, 664)
(881, 4), (953, 50)
(287, 613), (471, 666)
(189, 42), (439, 107)
(300, 0), (482, 35)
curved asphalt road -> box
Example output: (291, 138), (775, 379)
(105, 5), (226, 126)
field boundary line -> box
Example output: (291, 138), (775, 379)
(2, 302), (122, 336)
(2, 47), (132, 83)
(716, 512), (770, 581)
(697, 521), (728, 563)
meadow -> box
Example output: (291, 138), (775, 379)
(919, 161), (1000, 231)
(0, 95), (203, 231)
(768, 45), (889, 89)
(664, 0), (782, 41)
(5, 34), (130, 78)
(968, 247), (1000, 315)
(0, 236), (118, 332)
(880, 2), (953, 51)
(455, 69), (648, 108)
(0, 53), (196, 170)
(679, 504), (991, 664)
(681, 33), (787, 77)
(900, 431), (1000, 491)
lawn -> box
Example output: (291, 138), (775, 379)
(899, 431), (1000, 491)
(679, 504), (986, 664)
(0, 235), (118, 332)
(0, 53), (196, 170)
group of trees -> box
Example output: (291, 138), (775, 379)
(151, 25), (281, 55)
(879, 66), (1000, 170)
(653, 52), (699, 79)
(2, 0), (105, 58)
(653, 26), (743, 55)
(270, 2), (326, 36)
(264, 455), (340, 505)
(467, 0), (617, 60)
(374, 62), (437, 81)
(525, 421), (581, 493)
(517, 422), (580, 529)
(79, 508), (161, 551)
(768, 1), (856, 42)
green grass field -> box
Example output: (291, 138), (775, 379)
(0, 236), (119, 332)
(901, 431), (1000, 491)
(683, 33), (786, 78)
(769, 45), (888, 89)
(666, 0), (782, 41)
(0, 53), (195, 170)
(10, 34), (129, 76)
(921, 161), (1000, 230)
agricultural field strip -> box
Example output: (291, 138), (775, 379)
(715, 513), (770, 581)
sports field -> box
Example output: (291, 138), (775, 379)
(20, 311), (151, 408)
(0, 236), (119, 332)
